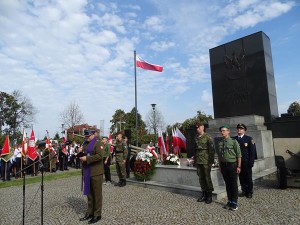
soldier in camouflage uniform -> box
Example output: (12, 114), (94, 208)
(194, 122), (215, 204)
(114, 132), (128, 187)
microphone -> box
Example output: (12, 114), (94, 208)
(38, 158), (44, 171)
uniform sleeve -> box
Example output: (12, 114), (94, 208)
(87, 142), (103, 164)
(208, 136), (215, 164)
(249, 138), (255, 167)
(233, 139), (242, 158)
(123, 143), (128, 160)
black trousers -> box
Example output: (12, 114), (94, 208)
(239, 161), (253, 194)
(221, 162), (238, 203)
(104, 158), (111, 182)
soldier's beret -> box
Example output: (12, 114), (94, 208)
(236, 123), (247, 130)
(219, 124), (230, 131)
(102, 136), (108, 139)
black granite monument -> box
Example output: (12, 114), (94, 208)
(209, 31), (278, 123)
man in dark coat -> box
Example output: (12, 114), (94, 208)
(233, 123), (256, 198)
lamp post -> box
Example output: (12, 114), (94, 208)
(151, 104), (157, 150)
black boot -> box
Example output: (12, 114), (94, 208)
(205, 191), (212, 204)
(119, 179), (126, 187)
(197, 191), (207, 202)
(114, 180), (122, 186)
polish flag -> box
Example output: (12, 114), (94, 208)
(108, 133), (114, 153)
(21, 129), (27, 156)
(165, 130), (169, 153)
(136, 56), (163, 72)
(45, 131), (55, 154)
(158, 130), (167, 155)
(176, 127), (186, 151)
(27, 129), (38, 161)
(1, 135), (11, 156)
(172, 128), (179, 155)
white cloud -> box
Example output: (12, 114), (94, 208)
(149, 41), (175, 51)
(144, 16), (164, 32)
(201, 90), (213, 107)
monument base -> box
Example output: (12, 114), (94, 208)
(128, 159), (276, 200)
(128, 115), (276, 200)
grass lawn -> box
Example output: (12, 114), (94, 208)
(0, 165), (117, 189)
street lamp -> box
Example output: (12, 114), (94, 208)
(151, 104), (157, 150)
(117, 121), (126, 131)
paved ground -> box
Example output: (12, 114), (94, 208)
(0, 171), (299, 225)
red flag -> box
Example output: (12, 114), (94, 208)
(27, 129), (38, 160)
(136, 56), (163, 72)
(172, 128), (180, 155)
(158, 130), (167, 155)
(21, 129), (27, 156)
(1, 135), (10, 156)
(165, 130), (169, 153)
(108, 133), (114, 153)
(176, 127), (186, 150)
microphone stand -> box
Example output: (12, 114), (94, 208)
(15, 153), (57, 225)
(22, 168), (26, 225)
(39, 160), (44, 225)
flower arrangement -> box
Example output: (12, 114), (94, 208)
(133, 151), (157, 181)
(163, 153), (180, 165)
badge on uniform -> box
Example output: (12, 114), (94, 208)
(100, 146), (103, 150)
(244, 143), (248, 147)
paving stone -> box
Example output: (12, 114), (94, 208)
(0, 172), (299, 225)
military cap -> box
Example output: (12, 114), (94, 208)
(237, 123), (247, 130)
(84, 130), (94, 137)
(219, 124), (230, 131)
(102, 136), (108, 139)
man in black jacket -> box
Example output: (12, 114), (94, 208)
(233, 124), (256, 198)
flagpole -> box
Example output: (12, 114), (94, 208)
(134, 50), (138, 146)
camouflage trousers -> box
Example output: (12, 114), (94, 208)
(116, 160), (126, 180)
(196, 164), (214, 192)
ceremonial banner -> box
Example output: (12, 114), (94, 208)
(27, 129), (38, 160)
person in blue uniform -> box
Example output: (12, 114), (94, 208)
(233, 123), (256, 198)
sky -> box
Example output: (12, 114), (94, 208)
(0, 0), (299, 139)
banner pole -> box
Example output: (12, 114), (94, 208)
(134, 50), (138, 146)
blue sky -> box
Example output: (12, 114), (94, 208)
(0, 0), (299, 139)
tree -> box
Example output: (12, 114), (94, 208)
(145, 106), (166, 134)
(287, 101), (300, 116)
(110, 107), (146, 146)
(0, 91), (14, 134)
(181, 111), (213, 130)
(110, 109), (127, 133)
(0, 90), (37, 141)
(60, 101), (84, 132)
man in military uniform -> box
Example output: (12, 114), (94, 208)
(218, 125), (242, 211)
(40, 144), (50, 172)
(124, 136), (131, 178)
(114, 132), (128, 187)
(194, 122), (215, 204)
(79, 130), (104, 224)
(233, 123), (255, 198)
(102, 136), (112, 185)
